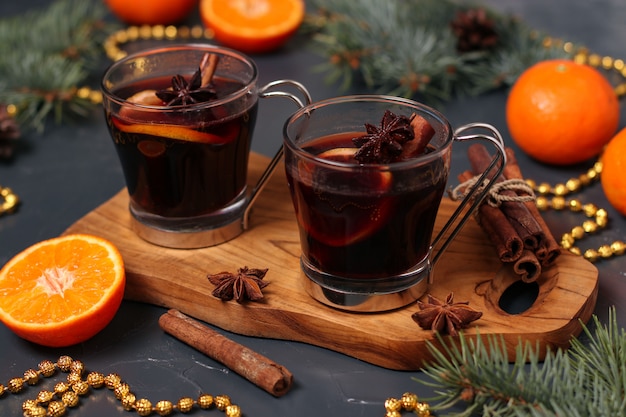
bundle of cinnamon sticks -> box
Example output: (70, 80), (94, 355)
(459, 144), (561, 282)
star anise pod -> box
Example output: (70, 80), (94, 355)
(208, 266), (270, 303)
(156, 67), (217, 106)
(352, 110), (415, 164)
(411, 292), (482, 336)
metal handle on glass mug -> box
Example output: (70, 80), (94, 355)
(428, 122), (507, 283)
(242, 80), (312, 230)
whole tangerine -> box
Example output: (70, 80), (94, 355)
(105, 0), (197, 26)
(506, 59), (620, 166)
(601, 127), (626, 216)
(200, 0), (304, 54)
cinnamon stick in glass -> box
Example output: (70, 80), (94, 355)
(467, 144), (545, 250)
(458, 170), (524, 262)
(503, 147), (561, 266)
(158, 309), (293, 397)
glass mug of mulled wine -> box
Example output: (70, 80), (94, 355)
(101, 44), (310, 248)
(283, 95), (506, 312)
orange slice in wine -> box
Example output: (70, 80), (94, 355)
(317, 147), (393, 191)
(115, 89), (237, 144)
(112, 118), (235, 144)
(295, 147), (394, 246)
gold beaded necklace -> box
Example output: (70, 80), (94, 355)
(1, 356), (241, 417)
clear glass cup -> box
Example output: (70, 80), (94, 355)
(283, 95), (505, 312)
(101, 44), (309, 249)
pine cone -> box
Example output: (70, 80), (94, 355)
(0, 104), (21, 159)
(450, 8), (498, 53)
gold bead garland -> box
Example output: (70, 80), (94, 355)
(103, 24), (214, 62)
(0, 185), (19, 216)
(384, 392), (432, 417)
(0, 356), (241, 417)
(527, 161), (626, 263)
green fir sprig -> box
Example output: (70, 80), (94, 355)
(0, 0), (115, 131)
(306, 0), (576, 105)
(420, 308), (626, 416)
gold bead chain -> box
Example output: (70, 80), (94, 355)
(0, 185), (19, 216)
(103, 24), (214, 62)
(527, 161), (626, 262)
(384, 392), (432, 417)
(0, 356), (242, 417)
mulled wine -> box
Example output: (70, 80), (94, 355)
(101, 44), (268, 248)
(283, 95), (506, 311)
(105, 76), (258, 218)
(285, 132), (448, 279)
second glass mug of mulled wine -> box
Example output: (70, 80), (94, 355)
(283, 95), (506, 312)
(101, 44), (310, 249)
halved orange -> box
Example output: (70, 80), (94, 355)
(200, 0), (305, 54)
(0, 234), (125, 347)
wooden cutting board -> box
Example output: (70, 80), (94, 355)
(64, 152), (598, 370)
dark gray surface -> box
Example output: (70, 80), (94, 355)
(1, 1), (625, 416)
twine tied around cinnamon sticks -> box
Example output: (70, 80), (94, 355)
(450, 144), (561, 282)
(451, 176), (536, 208)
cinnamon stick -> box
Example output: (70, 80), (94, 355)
(513, 249), (542, 283)
(158, 309), (293, 397)
(467, 144), (545, 250)
(458, 170), (524, 262)
(503, 148), (561, 266)
(200, 53), (219, 88)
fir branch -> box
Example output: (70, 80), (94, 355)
(307, 0), (575, 105)
(0, 0), (115, 132)
(419, 308), (626, 416)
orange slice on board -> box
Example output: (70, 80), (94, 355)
(0, 234), (125, 347)
(200, 0), (305, 54)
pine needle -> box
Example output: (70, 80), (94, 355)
(307, 0), (575, 106)
(0, 0), (114, 132)
(417, 308), (626, 416)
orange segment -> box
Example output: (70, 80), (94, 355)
(0, 234), (125, 347)
(200, 0), (305, 54)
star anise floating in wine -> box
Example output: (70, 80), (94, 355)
(208, 266), (270, 303)
(411, 292), (482, 336)
(352, 110), (415, 164)
(156, 53), (219, 106)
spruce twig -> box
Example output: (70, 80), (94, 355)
(307, 0), (575, 105)
(0, 0), (115, 132)
(418, 307), (626, 416)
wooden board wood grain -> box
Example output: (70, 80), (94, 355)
(64, 152), (599, 370)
